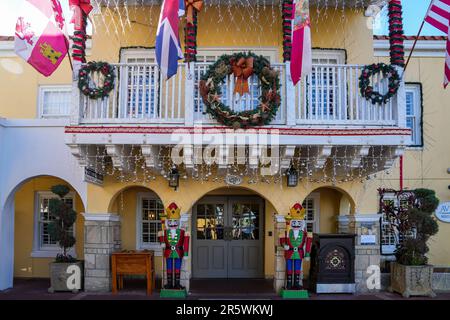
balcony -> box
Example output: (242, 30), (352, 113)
(73, 62), (405, 128)
(66, 61), (410, 177)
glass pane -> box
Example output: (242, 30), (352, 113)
(197, 203), (225, 240)
(231, 203), (258, 240)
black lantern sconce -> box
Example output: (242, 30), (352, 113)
(168, 166), (180, 190)
(286, 165), (298, 187)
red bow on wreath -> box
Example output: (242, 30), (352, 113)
(231, 57), (254, 96)
(69, 0), (93, 30)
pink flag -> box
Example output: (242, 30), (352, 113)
(290, 0), (312, 85)
(424, 0), (450, 88)
(14, 0), (69, 77)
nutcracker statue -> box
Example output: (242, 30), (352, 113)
(279, 203), (313, 298)
(159, 202), (189, 297)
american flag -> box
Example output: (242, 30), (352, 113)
(155, 0), (185, 80)
(425, 0), (450, 88)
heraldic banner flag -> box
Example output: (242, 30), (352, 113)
(290, 0), (312, 85)
(15, 0), (69, 77)
(155, 0), (185, 80)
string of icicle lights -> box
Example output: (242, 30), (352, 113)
(80, 144), (400, 186)
(89, 0), (375, 52)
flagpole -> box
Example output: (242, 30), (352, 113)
(404, 0), (433, 72)
(404, 20), (425, 72)
(65, 37), (74, 72)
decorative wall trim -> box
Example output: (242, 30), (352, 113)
(65, 126), (412, 137)
(374, 39), (447, 58)
(82, 213), (121, 222)
(337, 214), (381, 223)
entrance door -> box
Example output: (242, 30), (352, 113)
(192, 196), (264, 278)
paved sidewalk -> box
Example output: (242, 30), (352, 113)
(1, 278), (449, 300)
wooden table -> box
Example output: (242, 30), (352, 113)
(111, 250), (155, 295)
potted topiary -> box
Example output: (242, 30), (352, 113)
(47, 185), (83, 293)
(381, 188), (439, 298)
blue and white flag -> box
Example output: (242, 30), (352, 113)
(156, 0), (185, 80)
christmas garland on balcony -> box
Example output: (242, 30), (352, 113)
(359, 63), (401, 105)
(78, 61), (115, 99)
(199, 52), (281, 129)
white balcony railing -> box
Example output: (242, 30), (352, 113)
(76, 62), (404, 127)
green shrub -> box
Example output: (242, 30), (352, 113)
(47, 185), (77, 263)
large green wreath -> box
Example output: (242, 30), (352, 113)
(359, 63), (401, 105)
(78, 61), (115, 100)
(199, 52), (281, 129)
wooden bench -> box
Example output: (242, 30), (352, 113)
(111, 250), (155, 295)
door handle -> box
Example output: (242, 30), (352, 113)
(224, 227), (233, 241)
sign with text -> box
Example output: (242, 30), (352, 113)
(84, 167), (104, 186)
(435, 202), (450, 223)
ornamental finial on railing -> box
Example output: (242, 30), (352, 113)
(388, 0), (405, 67)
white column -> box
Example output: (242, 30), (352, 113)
(285, 61), (297, 126)
(0, 197), (15, 290)
(395, 66), (407, 128)
(185, 65), (195, 126)
(70, 61), (82, 126)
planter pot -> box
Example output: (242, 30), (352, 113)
(388, 262), (436, 298)
(49, 261), (84, 293)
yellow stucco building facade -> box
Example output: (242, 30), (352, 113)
(0, 2), (449, 294)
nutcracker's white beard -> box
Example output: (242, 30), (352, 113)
(290, 219), (305, 231)
(166, 219), (179, 230)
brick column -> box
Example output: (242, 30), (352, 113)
(273, 214), (286, 293)
(338, 214), (381, 293)
(82, 213), (121, 292)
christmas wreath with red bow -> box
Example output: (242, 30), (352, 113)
(359, 63), (401, 105)
(199, 52), (281, 129)
(78, 61), (115, 99)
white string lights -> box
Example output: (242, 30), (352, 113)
(80, 144), (399, 188)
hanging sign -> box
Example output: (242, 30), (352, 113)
(225, 174), (243, 186)
(84, 167), (104, 186)
(435, 202), (450, 223)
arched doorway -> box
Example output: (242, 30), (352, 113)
(302, 186), (355, 235)
(0, 175), (86, 290)
(191, 188), (267, 279)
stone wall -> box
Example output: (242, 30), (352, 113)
(83, 214), (121, 292)
(338, 214), (381, 293)
(273, 214), (287, 293)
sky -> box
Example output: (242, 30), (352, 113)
(0, 0), (446, 37)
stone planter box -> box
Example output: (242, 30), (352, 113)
(388, 262), (436, 298)
(49, 261), (84, 293)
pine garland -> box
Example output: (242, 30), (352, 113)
(200, 52), (281, 129)
(388, 0), (405, 67)
(282, 0), (294, 62)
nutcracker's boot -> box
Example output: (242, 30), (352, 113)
(286, 273), (293, 290)
(165, 272), (173, 289)
(174, 272), (184, 290)
(294, 273), (302, 290)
